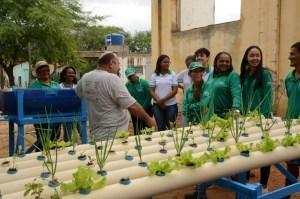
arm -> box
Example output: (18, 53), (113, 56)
(75, 79), (83, 98)
(128, 102), (156, 128)
(229, 72), (242, 111)
(261, 70), (273, 117)
(142, 80), (152, 109)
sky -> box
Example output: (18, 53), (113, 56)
(79, 0), (151, 34)
(79, 0), (240, 33)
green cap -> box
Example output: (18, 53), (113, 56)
(188, 62), (205, 71)
(125, 67), (136, 78)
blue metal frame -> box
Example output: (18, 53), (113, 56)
(212, 163), (300, 199)
(1, 89), (87, 156)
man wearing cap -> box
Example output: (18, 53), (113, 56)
(76, 53), (156, 141)
(125, 67), (153, 135)
(30, 60), (60, 151)
(30, 61), (60, 88)
(182, 62), (213, 125)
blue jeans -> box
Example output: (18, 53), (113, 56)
(153, 104), (178, 131)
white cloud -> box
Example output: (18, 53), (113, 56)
(215, 0), (241, 24)
(79, 0), (151, 33)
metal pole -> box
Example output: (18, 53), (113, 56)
(28, 42), (32, 87)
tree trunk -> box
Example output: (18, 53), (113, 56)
(0, 65), (4, 89)
(2, 64), (15, 87)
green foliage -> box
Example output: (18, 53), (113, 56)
(60, 166), (106, 194)
(256, 133), (279, 153)
(236, 143), (253, 153)
(116, 130), (130, 139)
(49, 139), (71, 149)
(94, 133), (116, 172)
(147, 158), (177, 176)
(295, 133), (300, 144)
(228, 114), (246, 144)
(281, 134), (297, 147)
(0, 0), (85, 85)
(215, 129), (229, 142)
(170, 123), (189, 156)
(24, 179), (44, 199)
(175, 151), (209, 168)
(128, 31), (151, 53)
(141, 127), (155, 135)
(208, 146), (231, 163)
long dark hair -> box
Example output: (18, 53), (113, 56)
(240, 46), (263, 90)
(155, 54), (170, 75)
(213, 51), (233, 77)
(59, 66), (77, 84)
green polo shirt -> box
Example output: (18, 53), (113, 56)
(285, 70), (300, 119)
(30, 79), (60, 88)
(125, 78), (152, 110)
(242, 69), (273, 118)
(182, 83), (213, 124)
(208, 70), (241, 117)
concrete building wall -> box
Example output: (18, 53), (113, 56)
(151, 0), (300, 115)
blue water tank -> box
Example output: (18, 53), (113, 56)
(105, 33), (125, 46)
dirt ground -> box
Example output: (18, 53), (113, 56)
(0, 122), (299, 199)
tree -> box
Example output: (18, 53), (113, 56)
(128, 31), (151, 53)
(0, 0), (84, 86)
(76, 25), (127, 51)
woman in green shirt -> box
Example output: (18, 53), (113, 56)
(240, 46), (273, 192)
(182, 62), (213, 125)
(209, 51), (241, 117)
(240, 46), (273, 117)
(125, 67), (153, 135)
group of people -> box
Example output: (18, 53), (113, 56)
(29, 41), (300, 198)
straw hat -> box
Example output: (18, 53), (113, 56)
(32, 61), (54, 77)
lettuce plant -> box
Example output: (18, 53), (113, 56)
(208, 146), (231, 163)
(256, 133), (279, 153)
(116, 130), (130, 144)
(147, 158), (177, 176)
(175, 150), (209, 168)
(141, 127), (155, 141)
(236, 143), (253, 155)
(281, 133), (297, 147)
(60, 166), (106, 195)
(284, 118), (293, 135)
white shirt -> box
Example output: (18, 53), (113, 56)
(149, 71), (178, 106)
(177, 69), (192, 92)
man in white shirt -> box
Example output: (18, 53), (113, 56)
(194, 48), (213, 82)
(76, 53), (156, 141)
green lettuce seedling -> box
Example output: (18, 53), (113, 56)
(147, 157), (176, 176)
(60, 166), (106, 195)
(236, 143), (253, 153)
(256, 133), (279, 152)
(281, 133), (297, 147)
(208, 146), (231, 164)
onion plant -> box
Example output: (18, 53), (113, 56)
(170, 122), (189, 156)
(36, 124), (60, 187)
(228, 113), (246, 144)
(94, 132), (116, 176)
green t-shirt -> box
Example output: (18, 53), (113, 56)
(285, 70), (300, 119)
(208, 70), (241, 117)
(242, 69), (273, 117)
(182, 83), (213, 124)
(30, 79), (60, 88)
(125, 78), (152, 110)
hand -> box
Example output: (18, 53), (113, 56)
(157, 99), (165, 109)
(147, 118), (157, 130)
